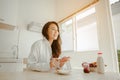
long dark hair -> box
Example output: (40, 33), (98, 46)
(42, 21), (61, 58)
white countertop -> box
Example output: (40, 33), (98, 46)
(0, 69), (120, 80)
(0, 58), (22, 63)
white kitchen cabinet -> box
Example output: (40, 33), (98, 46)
(0, 63), (23, 72)
(0, 58), (23, 72)
(0, 0), (18, 26)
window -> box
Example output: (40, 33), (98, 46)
(109, 0), (119, 4)
(60, 7), (99, 52)
(76, 7), (99, 51)
(60, 19), (74, 51)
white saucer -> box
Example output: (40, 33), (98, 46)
(56, 70), (71, 75)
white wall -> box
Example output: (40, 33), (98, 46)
(0, 0), (18, 26)
(113, 13), (120, 50)
(18, 0), (56, 29)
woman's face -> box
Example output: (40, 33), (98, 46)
(48, 23), (59, 40)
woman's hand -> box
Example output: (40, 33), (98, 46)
(59, 56), (70, 67)
(50, 58), (59, 69)
(50, 56), (70, 69)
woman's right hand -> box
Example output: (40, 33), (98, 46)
(50, 58), (58, 69)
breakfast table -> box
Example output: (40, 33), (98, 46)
(0, 69), (120, 80)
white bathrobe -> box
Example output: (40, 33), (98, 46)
(27, 37), (71, 71)
(27, 37), (52, 71)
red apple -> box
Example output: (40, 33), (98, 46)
(84, 68), (90, 73)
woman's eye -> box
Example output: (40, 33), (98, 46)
(51, 28), (57, 31)
(51, 29), (55, 30)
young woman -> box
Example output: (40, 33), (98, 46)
(27, 21), (71, 71)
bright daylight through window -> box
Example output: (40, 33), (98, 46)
(60, 7), (99, 52)
(76, 7), (99, 51)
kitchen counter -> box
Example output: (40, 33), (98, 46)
(0, 58), (23, 72)
(0, 69), (120, 80)
(0, 58), (22, 63)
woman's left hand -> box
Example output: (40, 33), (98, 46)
(59, 56), (70, 67)
(60, 56), (70, 62)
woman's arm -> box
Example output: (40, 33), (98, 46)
(27, 41), (51, 72)
(27, 53), (50, 71)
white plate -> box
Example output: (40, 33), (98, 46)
(56, 70), (71, 75)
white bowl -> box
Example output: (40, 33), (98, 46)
(56, 70), (71, 75)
